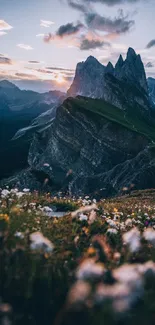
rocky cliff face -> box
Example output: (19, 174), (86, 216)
(4, 96), (155, 197)
(2, 48), (155, 197)
(148, 77), (155, 106)
(68, 56), (105, 98)
(68, 48), (150, 114)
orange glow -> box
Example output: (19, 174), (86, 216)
(56, 74), (64, 84)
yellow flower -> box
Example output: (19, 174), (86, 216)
(87, 247), (96, 256)
(114, 208), (118, 213)
(0, 213), (9, 223)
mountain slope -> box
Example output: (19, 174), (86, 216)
(3, 96), (155, 196)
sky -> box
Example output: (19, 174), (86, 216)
(0, 0), (155, 92)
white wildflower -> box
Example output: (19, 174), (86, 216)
(123, 228), (141, 253)
(71, 204), (97, 219)
(125, 218), (132, 227)
(107, 228), (118, 235)
(23, 188), (30, 193)
(15, 232), (24, 239)
(67, 281), (91, 304)
(30, 232), (54, 252)
(76, 259), (104, 280)
(1, 189), (10, 198)
(79, 214), (88, 221)
(143, 228), (155, 246)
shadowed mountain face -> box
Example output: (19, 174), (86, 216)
(0, 81), (65, 179)
(68, 48), (150, 115)
(148, 77), (155, 106)
(1, 48), (155, 197)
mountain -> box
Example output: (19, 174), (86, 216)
(0, 80), (65, 179)
(1, 48), (155, 196)
(68, 56), (105, 98)
(0, 80), (65, 114)
(68, 48), (150, 116)
(148, 77), (155, 105)
(3, 95), (155, 196)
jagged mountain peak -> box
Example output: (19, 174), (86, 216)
(115, 54), (124, 69)
(0, 79), (19, 90)
(105, 62), (114, 74)
(127, 47), (137, 60)
(85, 55), (103, 66)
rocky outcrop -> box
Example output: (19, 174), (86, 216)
(68, 48), (150, 114)
(4, 96), (155, 197)
(68, 56), (105, 98)
(148, 77), (155, 106)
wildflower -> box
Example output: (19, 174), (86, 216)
(79, 213), (88, 221)
(0, 213), (9, 223)
(125, 218), (132, 227)
(67, 281), (91, 305)
(88, 210), (97, 224)
(106, 219), (117, 228)
(76, 259), (105, 280)
(1, 189), (10, 198)
(107, 228), (118, 235)
(30, 232), (54, 253)
(23, 188), (30, 193)
(71, 204), (97, 219)
(15, 232), (24, 239)
(123, 228), (141, 253)
(143, 228), (155, 246)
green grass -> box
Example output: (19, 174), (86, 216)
(68, 97), (155, 142)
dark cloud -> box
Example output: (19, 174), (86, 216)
(36, 68), (53, 74)
(56, 22), (83, 37)
(28, 60), (41, 64)
(80, 38), (110, 50)
(15, 73), (37, 80)
(67, 0), (142, 8)
(85, 10), (134, 34)
(46, 66), (74, 72)
(145, 62), (154, 68)
(0, 55), (12, 65)
(146, 40), (155, 49)
(67, 0), (86, 12)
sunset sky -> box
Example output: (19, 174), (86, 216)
(0, 0), (155, 92)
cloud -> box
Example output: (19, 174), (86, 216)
(15, 72), (38, 80)
(44, 33), (53, 43)
(0, 31), (7, 36)
(28, 60), (41, 64)
(80, 38), (110, 50)
(67, 0), (87, 12)
(0, 20), (12, 31)
(36, 68), (54, 74)
(36, 33), (45, 37)
(56, 22), (83, 37)
(145, 62), (154, 68)
(17, 44), (33, 50)
(0, 55), (12, 65)
(146, 40), (155, 49)
(43, 22), (83, 43)
(46, 66), (74, 72)
(40, 19), (55, 27)
(67, 0), (143, 8)
(85, 10), (134, 34)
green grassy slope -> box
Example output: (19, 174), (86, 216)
(69, 96), (155, 142)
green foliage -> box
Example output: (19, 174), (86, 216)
(1, 190), (155, 324)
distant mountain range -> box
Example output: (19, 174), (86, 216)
(1, 48), (155, 197)
(0, 80), (65, 179)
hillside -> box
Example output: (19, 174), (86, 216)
(69, 96), (155, 142)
